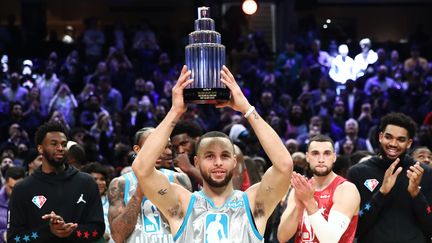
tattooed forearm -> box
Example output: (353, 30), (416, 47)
(170, 121), (177, 128)
(109, 178), (142, 242)
(158, 188), (168, 195)
(120, 196), (141, 224)
(108, 178), (125, 205)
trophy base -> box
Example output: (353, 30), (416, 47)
(184, 88), (230, 104)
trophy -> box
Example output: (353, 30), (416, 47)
(184, 6), (230, 104)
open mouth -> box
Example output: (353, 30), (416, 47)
(385, 147), (399, 157)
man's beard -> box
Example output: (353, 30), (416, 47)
(43, 150), (66, 169)
(311, 164), (332, 177)
(378, 144), (407, 165)
(201, 168), (233, 188)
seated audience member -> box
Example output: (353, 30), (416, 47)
(412, 147), (432, 166)
(0, 167), (25, 243)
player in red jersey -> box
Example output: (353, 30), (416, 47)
(278, 134), (360, 243)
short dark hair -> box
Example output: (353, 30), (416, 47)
(379, 112), (417, 139)
(80, 162), (109, 183)
(195, 131), (233, 153)
(34, 122), (68, 146)
(307, 134), (335, 151)
(22, 149), (38, 169)
(171, 121), (203, 139)
(68, 143), (87, 166)
(5, 166), (25, 181)
(133, 127), (154, 146)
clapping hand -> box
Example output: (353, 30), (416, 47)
(42, 211), (78, 238)
(379, 158), (402, 195)
(407, 162), (424, 198)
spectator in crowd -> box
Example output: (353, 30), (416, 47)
(285, 104), (308, 139)
(107, 127), (191, 243)
(411, 146), (431, 166)
(97, 75), (123, 115)
(0, 167), (25, 243)
(22, 149), (42, 175)
(83, 18), (106, 70)
(335, 118), (374, 154)
(404, 45), (429, 75)
(48, 84), (78, 127)
(329, 44), (355, 85)
(36, 64), (60, 116)
(132, 66), (293, 242)
(285, 139), (299, 155)
(81, 162), (113, 242)
(276, 41), (303, 90)
(387, 50), (404, 81)
(339, 79), (366, 118)
(8, 121), (105, 242)
(309, 77), (336, 117)
(347, 112), (432, 243)
(152, 52), (179, 92)
(0, 102), (26, 139)
(364, 65), (400, 95)
(303, 39), (332, 79)
(2, 72), (28, 105)
(277, 134), (360, 243)
(59, 49), (85, 94)
(354, 38), (378, 78)
(78, 94), (108, 129)
(0, 155), (14, 184)
(23, 86), (44, 135)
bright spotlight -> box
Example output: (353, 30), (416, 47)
(242, 0), (258, 15)
(323, 24), (328, 29)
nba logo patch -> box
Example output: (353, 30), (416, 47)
(142, 199), (162, 233)
(364, 179), (379, 192)
(205, 213), (229, 243)
(32, 196), (47, 209)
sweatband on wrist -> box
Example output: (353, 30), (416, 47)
(244, 106), (255, 118)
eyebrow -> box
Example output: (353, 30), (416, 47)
(384, 132), (407, 140)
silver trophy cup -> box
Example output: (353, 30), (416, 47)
(184, 7), (230, 104)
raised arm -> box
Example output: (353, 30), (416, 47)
(131, 65), (193, 234)
(107, 177), (141, 242)
(218, 66), (293, 234)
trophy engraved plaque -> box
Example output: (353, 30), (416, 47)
(184, 6), (230, 104)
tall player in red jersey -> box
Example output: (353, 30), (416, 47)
(278, 134), (360, 243)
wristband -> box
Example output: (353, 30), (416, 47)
(244, 106), (255, 118)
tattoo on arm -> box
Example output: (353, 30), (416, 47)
(109, 178), (142, 241)
(108, 179), (125, 205)
(158, 188), (168, 195)
(253, 202), (266, 218)
(253, 111), (259, 120)
(265, 186), (274, 193)
(170, 121), (177, 128)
